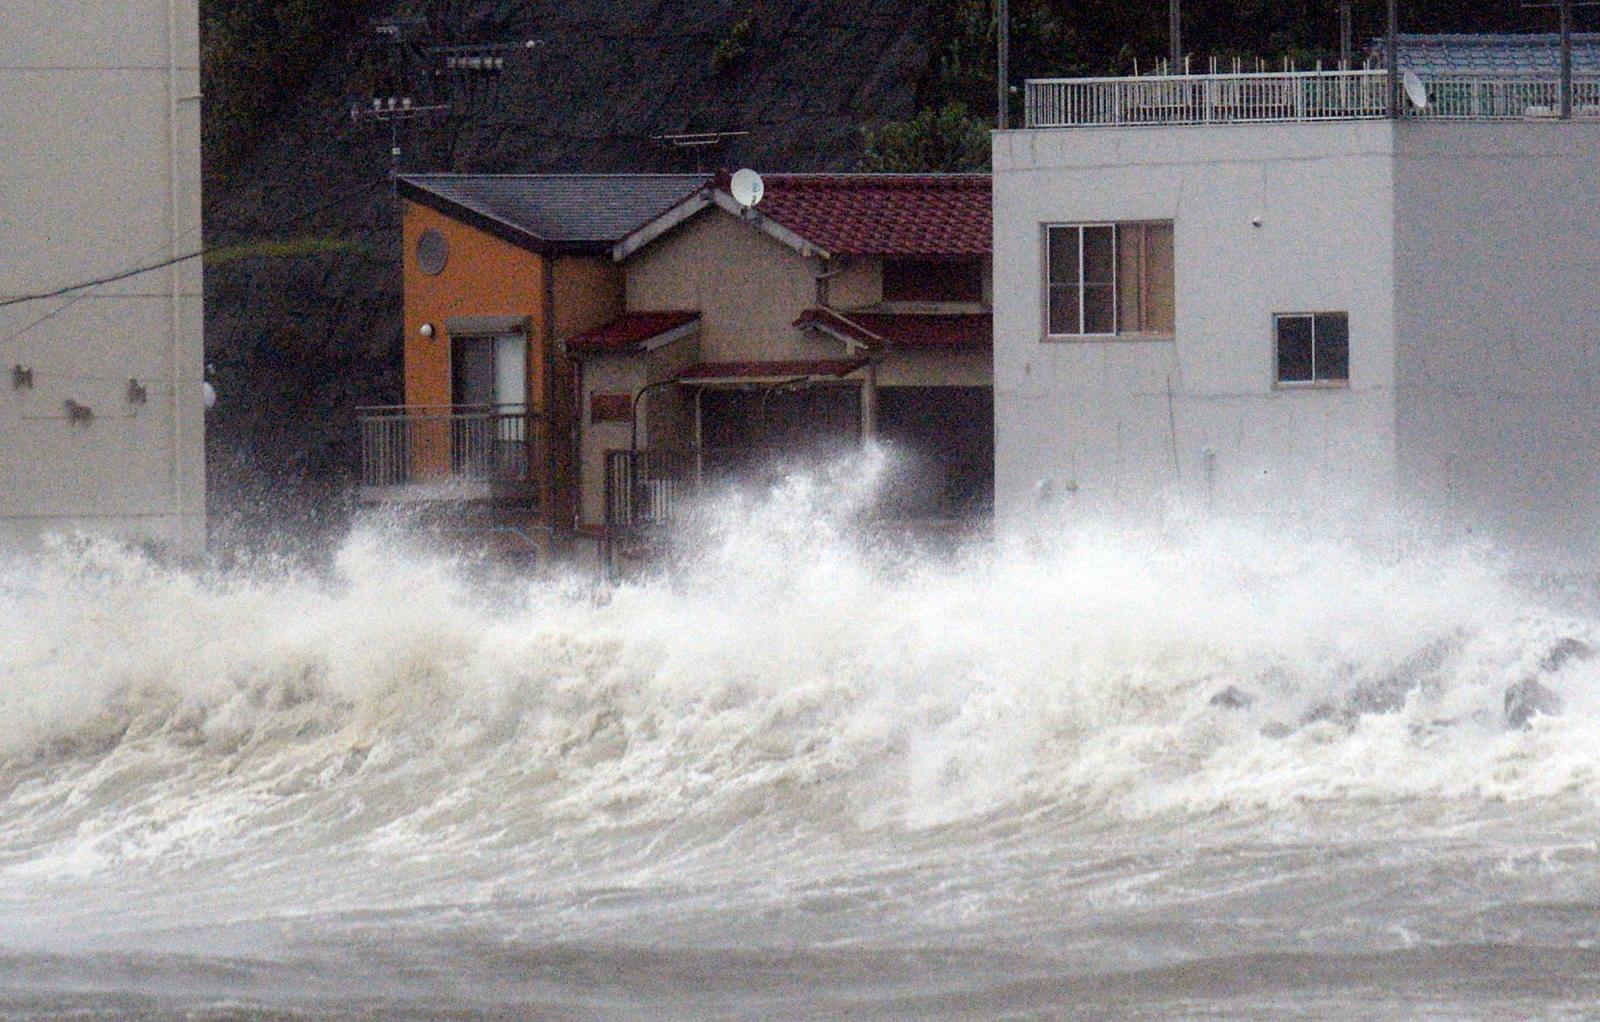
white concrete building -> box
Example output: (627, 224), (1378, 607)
(0, 1), (205, 555)
(993, 54), (1600, 566)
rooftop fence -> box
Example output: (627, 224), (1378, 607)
(1023, 69), (1600, 129)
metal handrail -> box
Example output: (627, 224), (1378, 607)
(357, 404), (544, 489)
(357, 403), (542, 416)
(1023, 69), (1600, 129)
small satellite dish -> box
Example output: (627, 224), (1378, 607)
(1402, 71), (1429, 111)
(730, 168), (764, 210)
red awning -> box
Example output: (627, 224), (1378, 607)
(677, 358), (869, 385)
(566, 310), (699, 355)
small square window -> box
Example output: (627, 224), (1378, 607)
(1275, 312), (1349, 384)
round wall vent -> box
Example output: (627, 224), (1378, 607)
(416, 229), (448, 275)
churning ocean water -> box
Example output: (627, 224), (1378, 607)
(4, 464), (1600, 1020)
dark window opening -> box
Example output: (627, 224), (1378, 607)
(875, 387), (994, 517)
(1275, 312), (1349, 384)
(699, 386), (862, 480)
(882, 259), (983, 303)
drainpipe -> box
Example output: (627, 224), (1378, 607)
(167, 0), (185, 546)
(542, 258), (557, 533)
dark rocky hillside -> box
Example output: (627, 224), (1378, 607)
(201, 0), (930, 540)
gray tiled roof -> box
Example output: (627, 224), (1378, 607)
(1377, 33), (1600, 76)
(397, 174), (708, 250)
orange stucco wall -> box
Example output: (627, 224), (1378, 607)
(401, 200), (547, 409)
(400, 201), (625, 528)
(400, 201), (547, 488)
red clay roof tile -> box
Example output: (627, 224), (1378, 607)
(716, 172), (991, 257)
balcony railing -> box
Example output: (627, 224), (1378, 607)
(604, 447), (705, 530)
(358, 404), (545, 500)
(1024, 70), (1600, 129)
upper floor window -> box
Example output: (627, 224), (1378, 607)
(883, 258), (983, 303)
(1045, 222), (1174, 337)
(1274, 312), (1349, 385)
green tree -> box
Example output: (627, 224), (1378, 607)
(861, 101), (991, 173)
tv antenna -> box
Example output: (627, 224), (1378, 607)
(651, 131), (750, 172)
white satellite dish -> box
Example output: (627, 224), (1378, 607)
(1402, 71), (1429, 111)
(730, 168), (765, 210)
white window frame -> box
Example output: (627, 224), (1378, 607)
(1043, 221), (1174, 341)
(1272, 311), (1350, 388)
(1044, 223), (1118, 338)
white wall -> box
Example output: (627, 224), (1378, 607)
(1394, 122), (1600, 566)
(0, 0), (205, 555)
(991, 121), (1398, 526)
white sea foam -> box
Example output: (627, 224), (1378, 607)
(1, 460), (1599, 950)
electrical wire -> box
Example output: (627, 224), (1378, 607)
(0, 178), (388, 358)
(0, 251), (205, 310)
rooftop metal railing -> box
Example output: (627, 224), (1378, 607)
(358, 404), (544, 492)
(1418, 75), (1600, 119)
(1023, 70), (1600, 129)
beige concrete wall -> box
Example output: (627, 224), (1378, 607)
(828, 258), (881, 308)
(877, 349), (992, 388)
(576, 355), (645, 528)
(551, 256), (623, 527)
(574, 336), (703, 529)
(1394, 122), (1600, 566)
(625, 210), (844, 363)
(0, 0), (205, 555)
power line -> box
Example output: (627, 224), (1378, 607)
(0, 251), (204, 311)
(1, 179), (387, 316)
(0, 178), (389, 356)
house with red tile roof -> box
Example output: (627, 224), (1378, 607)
(568, 172), (994, 534)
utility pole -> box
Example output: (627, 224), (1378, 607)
(1170, 0), (1182, 74)
(1386, 0), (1399, 117)
(997, 0), (1009, 129)
(1340, 0), (1353, 70)
(348, 11), (533, 180)
(1561, 0), (1574, 119)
